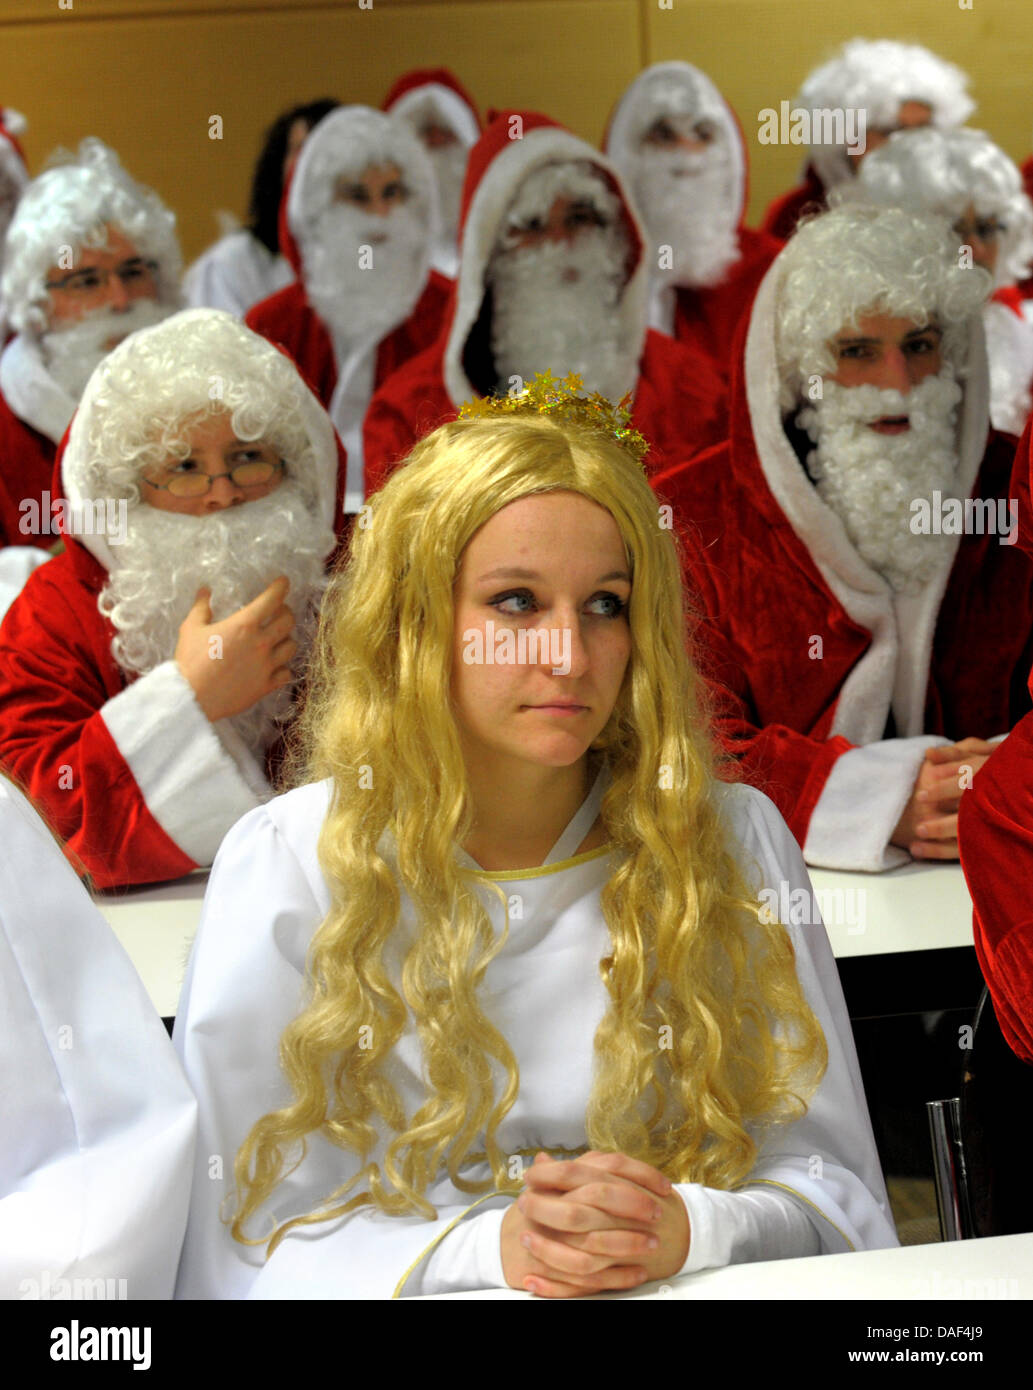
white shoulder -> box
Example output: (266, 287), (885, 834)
(710, 779), (804, 894)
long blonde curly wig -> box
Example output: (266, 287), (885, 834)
(231, 411), (827, 1252)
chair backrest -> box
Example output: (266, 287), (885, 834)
(958, 987), (1033, 1237)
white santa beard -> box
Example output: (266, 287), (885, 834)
(795, 372), (963, 595)
(631, 148), (741, 289)
(41, 300), (174, 400)
(302, 204), (427, 351)
(429, 143), (467, 245)
(488, 230), (639, 402)
(98, 480), (333, 753)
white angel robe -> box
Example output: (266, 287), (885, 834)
(183, 230), (294, 320)
(0, 778), (197, 1300)
(174, 774), (897, 1299)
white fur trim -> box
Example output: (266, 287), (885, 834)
(99, 660), (270, 866)
(605, 61), (746, 229)
(802, 735), (952, 871)
(327, 335), (378, 511)
(444, 126), (648, 408)
(0, 333), (76, 445)
(984, 298), (1033, 436)
(745, 261), (989, 746)
(387, 83), (479, 148)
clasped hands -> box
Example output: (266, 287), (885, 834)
(501, 1150), (690, 1298)
(892, 737), (1000, 860)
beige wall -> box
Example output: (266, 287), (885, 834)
(1, 0), (1031, 260)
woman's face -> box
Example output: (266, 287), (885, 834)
(451, 490), (632, 774)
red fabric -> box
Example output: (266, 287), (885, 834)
(651, 351), (1033, 847)
(993, 283), (1026, 318)
(246, 273), (451, 408)
(382, 68), (481, 129)
(1017, 156), (1033, 301)
(760, 164), (827, 241)
(363, 326), (727, 494)
(0, 540), (199, 889)
(0, 392), (57, 550)
(959, 713), (1033, 1064)
(672, 226), (781, 367)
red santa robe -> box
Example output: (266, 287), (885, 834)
(382, 67), (481, 282)
(246, 108), (451, 514)
(0, 362), (341, 891)
(603, 62), (782, 370)
(652, 263), (1033, 871)
(363, 112), (728, 495)
(1019, 154), (1033, 302)
(761, 163), (826, 242)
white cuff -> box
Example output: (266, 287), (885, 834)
(0, 545), (51, 622)
(99, 660), (272, 866)
(673, 1183), (820, 1275)
(803, 736), (951, 872)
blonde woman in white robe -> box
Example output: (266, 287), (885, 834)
(174, 385), (897, 1299)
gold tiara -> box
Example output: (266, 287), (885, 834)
(457, 370), (650, 465)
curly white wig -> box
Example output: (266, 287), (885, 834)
(775, 204), (990, 412)
(63, 309), (329, 521)
(845, 127), (1033, 287)
(286, 104), (437, 250)
(799, 38), (974, 190)
(1, 138), (182, 337)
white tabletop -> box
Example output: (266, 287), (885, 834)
(95, 861), (975, 1018)
(417, 1230), (1033, 1300)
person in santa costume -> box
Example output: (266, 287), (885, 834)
(761, 39), (974, 242)
(0, 775), (197, 1300)
(246, 105), (450, 518)
(184, 98), (339, 319)
(363, 111), (728, 495)
(0, 309), (339, 890)
(653, 204), (1033, 873)
(604, 62), (781, 369)
(0, 106), (29, 340)
(0, 138), (182, 564)
(383, 67), (480, 280)
(845, 126), (1033, 439)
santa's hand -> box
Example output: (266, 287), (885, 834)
(892, 739), (998, 860)
(501, 1150), (689, 1298)
(174, 577), (297, 724)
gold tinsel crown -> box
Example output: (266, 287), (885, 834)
(457, 370), (650, 465)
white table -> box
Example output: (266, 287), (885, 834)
(95, 862), (975, 1018)
(96, 872), (208, 1019)
(418, 1230), (1033, 1300)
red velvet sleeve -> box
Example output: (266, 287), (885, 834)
(959, 714), (1033, 1064)
(0, 566), (197, 889)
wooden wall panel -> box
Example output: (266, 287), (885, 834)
(1, 1), (640, 260)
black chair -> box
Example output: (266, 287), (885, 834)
(928, 986), (1033, 1239)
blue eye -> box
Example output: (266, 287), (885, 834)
(588, 593), (628, 618)
(490, 590), (537, 616)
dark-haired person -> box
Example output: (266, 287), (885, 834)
(184, 99), (339, 319)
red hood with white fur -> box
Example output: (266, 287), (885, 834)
(442, 110), (648, 405)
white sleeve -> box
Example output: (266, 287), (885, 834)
(99, 659), (271, 866)
(0, 780), (197, 1300)
(676, 785), (900, 1264)
(803, 735), (951, 871)
(183, 242), (250, 318)
(173, 795), (516, 1300)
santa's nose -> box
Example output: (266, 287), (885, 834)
(105, 275), (132, 312)
(201, 477), (246, 512)
(872, 349), (915, 394)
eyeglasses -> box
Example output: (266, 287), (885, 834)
(45, 259), (158, 296)
(141, 458), (284, 498)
